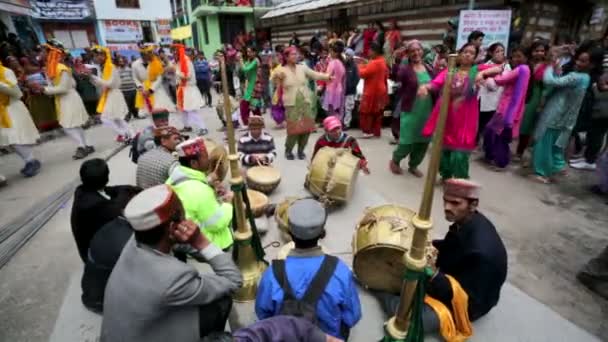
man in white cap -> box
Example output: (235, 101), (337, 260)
(255, 198), (361, 340)
(372, 179), (508, 338)
(167, 137), (234, 250)
(101, 184), (242, 342)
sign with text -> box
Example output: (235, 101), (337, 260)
(456, 9), (512, 51)
(103, 20), (142, 43)
(31, 0), (90, 20)
(156, 19), (172, 45)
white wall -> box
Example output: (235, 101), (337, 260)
(93, 0), (172, 20)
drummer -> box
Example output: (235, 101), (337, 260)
(312, 116), (370, 174)
(371, 179), (507, 338)
(237, 116), (277, 167)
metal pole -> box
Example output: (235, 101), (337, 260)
(384, 54), (458, 339)
(468, 0), (475, 9)
(220, 58), (266, 302)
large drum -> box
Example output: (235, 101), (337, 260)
(247, 166), (281, 194)
(274, 196), (302, 240)
(247, 189), (269, 218)
(353, 204), (423, 294)
(305, 147), (359, 206)
(204, 138), (228, 182)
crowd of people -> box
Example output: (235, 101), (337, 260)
(1, 19), (608, 341)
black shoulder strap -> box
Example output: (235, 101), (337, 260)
(301, 255), (339, 305)
(272, 259), (296, 300)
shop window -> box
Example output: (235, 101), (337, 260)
(141, 21), (154, 42)
(116, 0), (140, 8)
(53, 30), (90, 48)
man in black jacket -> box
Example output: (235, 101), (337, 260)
(70, 158), (141, 262)
(373, 178), (508, 334)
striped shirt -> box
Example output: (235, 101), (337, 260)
(237, 132), (276, 166)
(118, 66), (136, 92)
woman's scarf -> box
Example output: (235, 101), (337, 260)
(174, 43), (188, 111)
(95, 46), (114, 113)
(487, 65), (531, 136)
(0, 61), (13, 128)
(135, 49), (164, 111)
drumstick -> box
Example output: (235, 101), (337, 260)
(213, 153), (225, 176)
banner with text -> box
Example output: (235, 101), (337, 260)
(456, 9), (512, 51)
(31, 0), (90, 20)
(156, 19), (172, 45)
(103, 20), (143, 43)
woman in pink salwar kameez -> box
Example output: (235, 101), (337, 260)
(482, 47), (531, 170)
(419, 43), (502, 179)
(322, 42), (346, 119)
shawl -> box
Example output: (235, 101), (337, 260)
(487, 64), (531, 137)
(0, 61), (13, 128)
(95, 46), (114, 113)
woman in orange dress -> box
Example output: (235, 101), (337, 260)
(358, 42), (389, 138)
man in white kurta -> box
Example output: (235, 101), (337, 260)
(132, 46), (175, 119)
(174, 44), (207, 136)
(41, 44), (93, 160)
(0, 62), (41, 178)
(91, 46), (133, 142)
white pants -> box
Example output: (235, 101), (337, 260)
(101, 117), (134, 138)
(343, 94), (356, 128)
(181, 110), (207, 130)
(64, 127), (88, 148)
(13, 144), (35, 163)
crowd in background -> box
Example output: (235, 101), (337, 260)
(1, 20), (608, 193)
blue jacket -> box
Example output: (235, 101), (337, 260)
(255, 248), (361, 339)
(193, 59), (210, 81)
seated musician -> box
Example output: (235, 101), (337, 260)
(255, 198), (362, 340)
(373, 179), (508, 338)
(135, 126), (182, 189)
(166, 137), (235, 251)
(237, 116), (277, 167)
(313, 116), (370, 174)
(101, 185), (242, 342)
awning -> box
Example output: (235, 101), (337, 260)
(0, 0), (32, 16)
(171, 25), (192, 40)
(261, 0), (358, 19)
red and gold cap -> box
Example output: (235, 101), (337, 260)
(443, 178), (481, 200)
(175, 137), (207, 158)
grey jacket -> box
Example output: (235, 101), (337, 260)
(100, 237), (243, 342)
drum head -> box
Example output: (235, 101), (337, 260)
(354, 245), (407, 294)
(247, 166), (281, 183)
(247, 189), (268, 208)
(205, 138), (228, 181)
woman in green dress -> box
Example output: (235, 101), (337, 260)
(389, 40), (435, 177)
(516, 41), (549, 160)
(272, 46), (330, 160)
(239, 46), (264, 126)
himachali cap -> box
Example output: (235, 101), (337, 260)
(323, 116), (342, 132)
(248, 116), (265, 129)
(124, 185), (182, 231)
(151, 109), (170, 127)
(153, 126), (179, 138)
(175, 137), (207, 158)
(443, 178), (481, 200)
(288, 198), (327, 240)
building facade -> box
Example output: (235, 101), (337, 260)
(94, 0), (172, 58)
(261, 0), (602, 50)
(187, 0), (276, 57)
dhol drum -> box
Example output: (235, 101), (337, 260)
(352, 204), (435, 294)
(274, 196), (302, 240)
(247, 189), (269, 218)
(247, 165), (281, 194)
(204, 138), (228, 182)
(305, 147), (359, 206)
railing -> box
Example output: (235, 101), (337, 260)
(190, 0), (276, 8)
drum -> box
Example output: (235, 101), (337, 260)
(352, 204), (434, 294)
(204, 138), (228, 182)
(247, 166), (281, 194)
(247, 189), (269, 218)
(305, 147), (359, 206)
(274, 196), (302, 239)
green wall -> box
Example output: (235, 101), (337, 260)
(195, 13), (255, 58)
